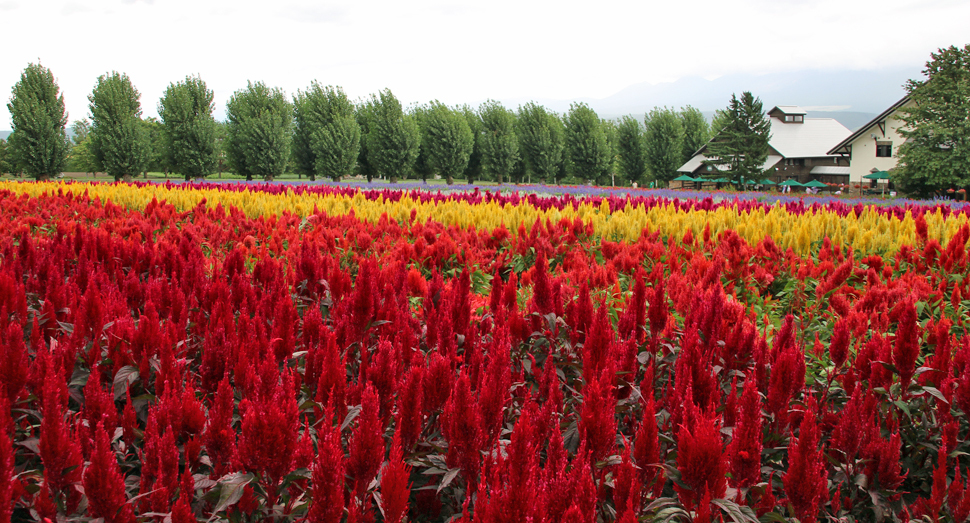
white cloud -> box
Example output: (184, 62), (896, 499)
(2, 0), (969, 129)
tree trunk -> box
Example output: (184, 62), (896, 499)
(446, 176), (454, 185)
(185, 173), (191, 182)
(265, 174), (274, 182)
(36, 173), (50, 182)
(123, 174), (132, 183)
(246, 174), (253, 181)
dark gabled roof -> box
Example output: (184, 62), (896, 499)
(826, 94), (911, 155)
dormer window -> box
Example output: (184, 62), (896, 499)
(784, 115), (804, 123)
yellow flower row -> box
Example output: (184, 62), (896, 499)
(2, 181), (965, 256)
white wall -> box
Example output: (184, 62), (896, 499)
(848, 101), (913, 184)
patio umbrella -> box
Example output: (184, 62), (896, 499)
(672, 175), (697, 182)
(863, 171), (890, 180)
(803, 180), (828, 188)
(778, 179), (804, 186)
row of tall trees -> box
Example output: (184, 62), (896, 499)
(4, 63), (713, 185)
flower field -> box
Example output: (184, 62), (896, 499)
(1, 181), (970, 522)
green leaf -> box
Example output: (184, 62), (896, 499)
(437, 468), (460, 493)
(113, 366), (140, 400)
(211, 472), (254, 515)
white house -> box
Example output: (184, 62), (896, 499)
(826, 95), (913, 185)
(677, 106), (852, 184)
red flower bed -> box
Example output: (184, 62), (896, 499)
(1, 188), (969, 522)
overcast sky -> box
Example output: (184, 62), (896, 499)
(2, 0), (968, 130)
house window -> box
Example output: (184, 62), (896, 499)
(876, 143), (892, 157)
(785, 115), (793, 122)
(794, 115), (803, 122)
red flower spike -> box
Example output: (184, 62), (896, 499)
(308, 404), (345, 523)
(204, 375), (236, 478)
(578, 368), (617, 465)
(728, 377), (763, 489)
(441, 372), (483, 490)
(675, 408), (727, 510)
(829, 317), (851, 369)
(0, 392), (14, 523)
(892, 299), (921, 391)
(783, 397), (827, 523)
(347, 383), (384, 495)
(381, 432), (412, 523)
(38, 370), (83, 497)
(83, 422), (135, 523)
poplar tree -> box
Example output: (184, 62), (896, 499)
(565, 102), (610, 185)
(680, 105), (710, 165)
(364, 89), (419, 183)
(644, 107), (684, 185)
(517, 102), (564, 184)
(616, 115), (647, 186)
(420, 101), (473, 185)
(293, 83), (360, 182)
(159, 75), (217, 181)
(225, 81), (293, 181)
(6, 63), (70, 180)
(479, 100), (519, 184)
(88, 71), (150, 182)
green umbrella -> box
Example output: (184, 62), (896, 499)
(746, 179), (776, 185)
(672, 175), (697, 182)
(778, 179), (804, 186)
(711, 178), (730, 183)
(863, 171), (890, 180)
(803, 180), (829, 188)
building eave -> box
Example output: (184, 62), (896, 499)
(826, 94), (912, 155)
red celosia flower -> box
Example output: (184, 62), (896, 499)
(441, 372), (483, 490)
(38, 371), (83, 497)
(727, 378), (763, 489)
(0, 322), (28, 405)
(634, 394), (662, 492)
(347, 383), (385, 495)
(204, 375), (237, 478)
(892, 299), (921, 390)
(308, 404), (345, 523)
(237, 371), (300, 501)
(381, 432), (412, 523)
(83, 422), (135, 523)
(675, 408), (727, 510)
(578, 368), (617, 464)
(783, 398), (827, 523)
(828, 317), (851, 369)
(0, 392), (14, 523)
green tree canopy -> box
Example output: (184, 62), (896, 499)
(88, 71), (150, 182)
(293, 83), (360, 182)
(6, 62), (70, 180)
(459, 104), (484, 184)
(616, 115), (647, 186)
(411, 103), (435, 183)
(0, 139), (11, 175)
(479, 100), (519, 184)
(225, 81), (293, 181)
(644, 107), (684, 186)
(680, 105), (710, 165)
(159, 75), (217, 181)
(702, 92), (771, 186)
(364, 89), (419, 183)
(894, 44), (970, 197)
(564, 102), (610, 185)
(516, 102), (564, 184)
(419, 101), (473, 185)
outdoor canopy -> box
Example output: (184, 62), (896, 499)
(803, 180), (829, 188)
(863, 171), (891, 180)
(672, 175), (698, 182)
(778, 179), (804, 186)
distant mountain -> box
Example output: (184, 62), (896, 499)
(497, 67), (918, 131)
